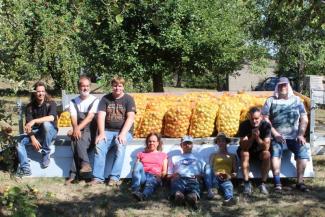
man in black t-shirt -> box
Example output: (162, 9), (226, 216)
(89, 77), (136, 186)
(237, 107), (271, 195)
(16, 81), (58, 176)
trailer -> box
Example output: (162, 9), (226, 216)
(16, 90), (317, 179)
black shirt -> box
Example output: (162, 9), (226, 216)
(236, 119), (271, 149)
(25, 101), (58, 129)
(98, 93), (136, 132)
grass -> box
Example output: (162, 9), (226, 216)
(0, 155), (324, 217)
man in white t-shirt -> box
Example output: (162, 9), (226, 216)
(168, 136), (207, 210)
(65, 76), (99, 184)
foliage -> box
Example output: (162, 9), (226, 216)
(249, 0), (325, 91)
(0, 186), (37, 217)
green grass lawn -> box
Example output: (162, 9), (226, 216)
(0, 155), (324, 217)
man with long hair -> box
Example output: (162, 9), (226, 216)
(16, 81), (58, 176)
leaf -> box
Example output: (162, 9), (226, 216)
(115, 14), (124, 24)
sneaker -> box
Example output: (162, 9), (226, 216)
(107, 179), (122, 186)
(41, 154), (50, 168)
(258, 183), (269, 195)
(243, 182), (252, 196)
(223, 197), (236, 206)
(80, 163), (92, 173)
(186, 193), (199, 210)
(16, 168), (32, 177)
(207, 189), (215, 200)
(274, 184), (282, 192)
(296, 183), (310, 192)
(174, 191), (185, 206)
(132, 191), (144, 201)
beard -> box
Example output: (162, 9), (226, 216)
(80, 90), (90, 97)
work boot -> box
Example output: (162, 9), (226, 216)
(174, 191), (185, 206)
(186, 193), (199, 210)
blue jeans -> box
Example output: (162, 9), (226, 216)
(16, 122), (57, 170)
(131, 162), (161, 198)
(170, 177), (201, 198)
(205, 164), (233, 200)
(92, 131), (132, 181)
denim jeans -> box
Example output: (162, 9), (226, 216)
(131, 162), (161, 198)
(170, 177), (201, 198)
(92, 131), (132, 181)
(16, 122), (57, 171)
(205, 164), (233, 200)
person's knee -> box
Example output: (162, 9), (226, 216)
(133, 162), (143, 172)
(241, 151), (250, 160)
(41, 122), (53, 132)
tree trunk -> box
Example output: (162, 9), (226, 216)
(152, 72), (164, 92)
(176, 70), (182, 87)
(297, 53), (305, 92)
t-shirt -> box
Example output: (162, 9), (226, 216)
(236, 119), (271, 152)
(69, 95), (99, 117)
(137, 151), (167, 176)
(167, 153), (206, 178)
(97, 93), (136, 132)
(261, 96), (306, 139)
(25, 101), (58, 129)
(212, 154), (234, 176)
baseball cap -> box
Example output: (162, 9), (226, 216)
(277, 77), (290, 85)
(181, 135), (193, 143)
(215, 132), (231, 143)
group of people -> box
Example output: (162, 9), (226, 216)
(16, 76), (310, 209)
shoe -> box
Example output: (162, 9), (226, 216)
(223, 197), (236, 206)
(41, 154), (50, 168)
(16, 168), (32, 177)
(132, 191), (144, 201)
(80, 163), (92, 173)
(65, 177), (75, 185)
(274, 184), (282, 192)
(107, 179), (122, 186)
(174, 191), (185, 206)
(207, 189), (214, 200)
(296, 183), (310, 192)
(258, 183), (269, 195)
(186, 193), (199, 210)
(243, 182), (252, 196)
(87, 179), (103, 186)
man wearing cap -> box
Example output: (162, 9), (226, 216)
(167, 136), (207, 210)
(237, 107), (271, 195)
(262, 77), (309, 192)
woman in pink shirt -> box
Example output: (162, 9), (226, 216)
(131, 133), (168, 201)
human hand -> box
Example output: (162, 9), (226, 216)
(252, 128), (260, 139)
(297, 135), (306, 145)
(274, 133), (286, 144)
(72, 128), (81, 140)
(95, 133), (106, 144)
(117, 133), (127, 145)
(24, 120), (35, 134)
(31, 137), (41, 151)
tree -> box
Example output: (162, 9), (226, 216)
(250, 0), (325, 91)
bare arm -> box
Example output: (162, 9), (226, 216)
(95, 111), (106, 144)
(25, 115), (55, 134)
(297, 114), (308, 145)
(161, 158), (168, 177)
(263, 115), (285, 144)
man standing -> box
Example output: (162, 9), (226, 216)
(168, 136), (207, 210)
(262, 77), (309, 192)
(237, 107), (271, 195)
(16, 81), (58, 176)
(90, 77), (136, 186)
(65, 76), (99, 184)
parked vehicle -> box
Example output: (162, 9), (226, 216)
(255, 77), (296, 91)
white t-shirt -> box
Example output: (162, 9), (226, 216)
(69, 95), (99, 117)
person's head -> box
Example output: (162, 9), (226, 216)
(111, 77), (125, 97)
(277, 77), (290, 98)
(248, 107), (262, 128)
(31, 81), (51, 104)
(214, 132), (231, 149)
(145, 132), (163, 152)
(180, 135), (194, 154)
(78, 75), (91, 98)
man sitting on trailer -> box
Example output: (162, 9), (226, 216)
(65, 75), (99, 185)
(262, 77), (309, 192)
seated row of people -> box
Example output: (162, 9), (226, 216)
(16, 76), (310, 208)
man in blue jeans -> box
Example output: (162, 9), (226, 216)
(168, 136), (209, 210)
(90, 77), (136, 186)
(262, 77), (309, 192)
(16, 81), (58, 176)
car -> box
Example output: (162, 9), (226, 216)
(254, 77), (296, 91)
